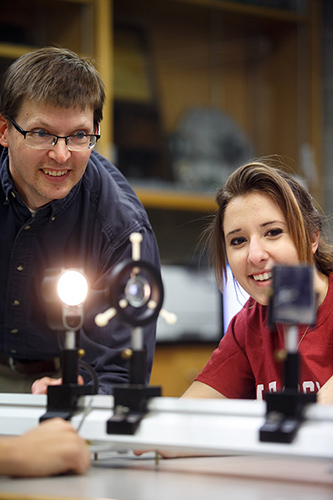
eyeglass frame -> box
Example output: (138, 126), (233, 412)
(5, 116), (101, 151)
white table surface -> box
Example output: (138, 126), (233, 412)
(0, 452), (333, 500)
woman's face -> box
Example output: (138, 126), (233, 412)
(223, 192), (300, 306)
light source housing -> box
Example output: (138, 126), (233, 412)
(41, 268), (88, 331)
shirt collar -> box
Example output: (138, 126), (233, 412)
(0, 147), (14, 200)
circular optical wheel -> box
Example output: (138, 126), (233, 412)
(107, 259), (164, 327)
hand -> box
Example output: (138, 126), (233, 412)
(2, 419), (90, 477)
(31, 375), (85, 394)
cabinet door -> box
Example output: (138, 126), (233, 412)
(113, 0), (322, 205)
(150, 343), (218, 397)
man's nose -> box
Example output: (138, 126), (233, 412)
(48, 138), (71, 162)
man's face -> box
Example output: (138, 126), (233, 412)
(0, 101), (95, 210)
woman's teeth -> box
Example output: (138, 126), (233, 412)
(253, 272), (272, 282)
(42, 169), (67, 177)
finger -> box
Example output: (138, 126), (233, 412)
(31, 378), (48, 394)
(31, 377), (62, 394)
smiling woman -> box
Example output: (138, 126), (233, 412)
(181, 160), (333, 403)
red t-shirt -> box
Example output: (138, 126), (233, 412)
(196, 274), (333, 400)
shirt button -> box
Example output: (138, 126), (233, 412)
(17, 265), (24, 271)
(51, 216), (56, 221)
(24, 225), (31, 230)
(12, 300), (20, 306)
(10, 329), (18, 334)
(10, 349), (17, 354)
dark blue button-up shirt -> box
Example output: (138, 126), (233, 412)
(0, 148), (160, 394)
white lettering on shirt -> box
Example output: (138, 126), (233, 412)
(256, 384), (264, 400)
(256, 380), (319, 399)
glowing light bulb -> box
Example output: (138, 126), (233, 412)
(57, 270), (88, 306)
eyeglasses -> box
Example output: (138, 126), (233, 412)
(7, 116), (100, 152)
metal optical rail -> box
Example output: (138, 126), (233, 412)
(1, 394), (333, 460)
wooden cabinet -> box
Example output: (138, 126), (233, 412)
(0, 0), (323, 209)
(0, 1), (92, 53)
(113, 0), (323, 208)
(0, 1), (94, 66)
(150, 342), (218, 396)
(0, 0), (113, 160)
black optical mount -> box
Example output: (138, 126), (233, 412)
(40, 347), (94, 422)
(103, 243), (164, 435)
(259, 265), (317, 444)
(259, 350), (316, 444)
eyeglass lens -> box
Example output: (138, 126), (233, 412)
(25, 132), (97, 151)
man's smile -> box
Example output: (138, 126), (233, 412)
(41, 168), (69, 177)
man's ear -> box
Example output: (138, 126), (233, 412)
(311, 230), (319, 254)
(0, 116), (9, 147)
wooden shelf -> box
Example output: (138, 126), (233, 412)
(0, 42), (37, 60)
(61, 0), (93, 3)
(168, 0), (309, 22)
(134, 187), (217, 212)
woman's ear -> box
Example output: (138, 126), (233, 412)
(0, 116), (9, 147)
(311, 230), (319, 254)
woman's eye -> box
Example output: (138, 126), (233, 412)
(230, 236), (246, 246)
(267, 228), (283, 237)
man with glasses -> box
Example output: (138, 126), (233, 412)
(0, 47), (160, 395)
